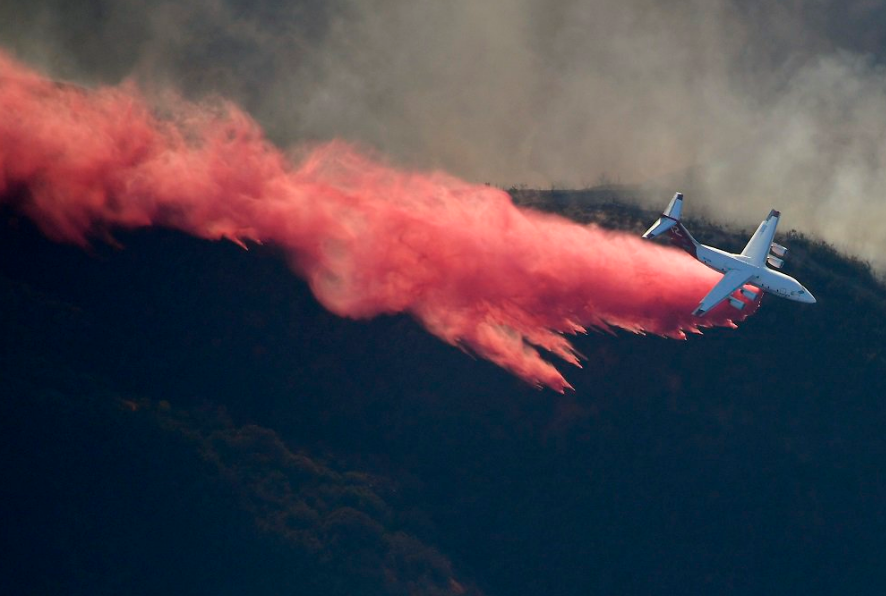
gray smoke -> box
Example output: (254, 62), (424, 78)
(4, 0), (886, 262)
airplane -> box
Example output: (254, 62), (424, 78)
(642, 193), (816, 316)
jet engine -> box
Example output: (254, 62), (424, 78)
(770, 242), (788, 258)
(728, 296), (745, 310)
(740, 288), (758, 301)
(767, 255), (784, 269)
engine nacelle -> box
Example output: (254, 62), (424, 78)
(741, 288), (758, 301)
(767, 255), (784, 269)
(728, 296), (745, 310)
(770, 242), (788, 258)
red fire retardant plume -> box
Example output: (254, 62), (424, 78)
(0, 51), (758, 391)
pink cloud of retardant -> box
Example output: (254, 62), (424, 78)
(0, 51), (755, 391)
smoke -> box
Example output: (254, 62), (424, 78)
(2, 1), (886, 263)
(0, 51), (754, 391)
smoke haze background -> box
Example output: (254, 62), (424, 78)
(3, 0), (886, 261)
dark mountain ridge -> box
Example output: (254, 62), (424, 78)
(2, 190), (886, 595)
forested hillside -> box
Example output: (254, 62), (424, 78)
(3, 190), (885, 595)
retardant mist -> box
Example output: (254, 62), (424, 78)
(0, 51), (756, 391)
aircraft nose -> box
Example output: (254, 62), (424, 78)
(802, 289), (817, 304)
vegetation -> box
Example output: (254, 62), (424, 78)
(2, 189), (886, 595)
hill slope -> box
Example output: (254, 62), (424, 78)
(2, 190), (886, 595)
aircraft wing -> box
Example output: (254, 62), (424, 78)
(692, 270), (753, 316)
(740, 209), (780, 265)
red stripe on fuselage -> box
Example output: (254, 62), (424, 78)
(667, 224), (697, 258)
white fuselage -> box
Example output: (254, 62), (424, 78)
(695, 244), (816, 303)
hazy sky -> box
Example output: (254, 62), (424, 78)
(4, 0), (886, 261)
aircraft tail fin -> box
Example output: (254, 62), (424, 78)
(642, 192), (683, 239)
(642, 192), (698, 257)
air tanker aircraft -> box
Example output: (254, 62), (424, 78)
(642, 193), (816, 316)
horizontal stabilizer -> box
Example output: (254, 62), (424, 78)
(663, 192), (683, 219)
